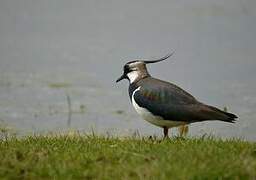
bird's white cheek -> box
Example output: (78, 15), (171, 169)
(127, 71), (139, 83)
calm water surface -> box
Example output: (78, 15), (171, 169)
(0, 1), (255, 140)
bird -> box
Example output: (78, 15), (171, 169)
(116, 53), (238, 138)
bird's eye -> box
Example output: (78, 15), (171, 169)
(124, 65), (130, 73)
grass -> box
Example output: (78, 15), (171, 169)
(48, 82), (71, 89)
(0, 135), (255, 179)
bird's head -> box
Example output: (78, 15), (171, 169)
(116, 52), (174, 84)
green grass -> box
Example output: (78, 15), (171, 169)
(0, 135), (255, 179)
(48, 82), (71, 89)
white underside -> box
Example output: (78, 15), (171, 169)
(132, 87), (186, 128)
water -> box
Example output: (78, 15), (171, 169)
(0, 0), (255, 140)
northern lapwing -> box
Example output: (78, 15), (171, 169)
(116, 53), (238, 138)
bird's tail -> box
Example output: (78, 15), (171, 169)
(206, 105), (238, 123)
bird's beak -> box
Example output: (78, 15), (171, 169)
(116, 74), (126, 83)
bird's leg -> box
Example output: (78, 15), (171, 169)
(163, 126), (169, 139)
(178, 125), (189, 137)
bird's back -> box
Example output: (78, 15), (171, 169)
(129, 77), (237, 123)
(130, 77), (198, 105)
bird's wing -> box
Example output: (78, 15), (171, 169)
(136, 78), (199, 105)
(133, 79), (236, 122)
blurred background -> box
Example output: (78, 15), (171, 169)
(0, 0), (255, 140)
